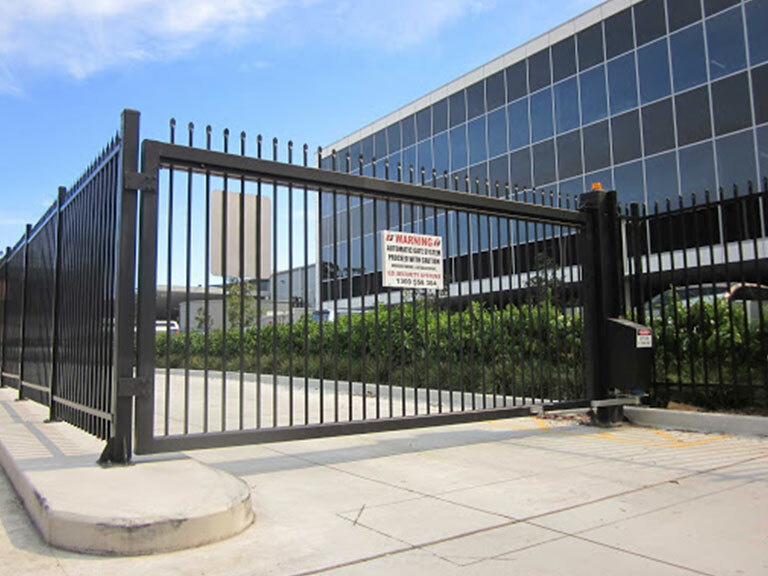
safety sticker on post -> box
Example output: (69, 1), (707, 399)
(381, 230), (444, 290)
(636, 328), (653, 348)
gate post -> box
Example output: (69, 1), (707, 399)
(579, 187), (621, 402)
(18, 225), (30, 400)
(101, 109), (141, 464)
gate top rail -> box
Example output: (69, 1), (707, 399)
(141, 139), (586, 228)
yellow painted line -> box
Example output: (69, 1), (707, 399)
(534, 418), (551, 431)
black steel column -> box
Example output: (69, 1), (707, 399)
(0, 247), (8, 385)
(579, 189), (620, 401)
(18, 225), (30, 400)
(48, 187), (66, 420)
(103, 109), (141, 464)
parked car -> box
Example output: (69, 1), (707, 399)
(155, 320), (180, 335)
(310, 309), (335, 323)
(647, 283), (768, 323)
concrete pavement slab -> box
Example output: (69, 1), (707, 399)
(0, 389), (254, 556)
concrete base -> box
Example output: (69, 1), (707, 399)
(0, 389), (254, 556)
(625, 406), (768, 437)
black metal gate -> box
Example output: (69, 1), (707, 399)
(0, 110), (623, 462)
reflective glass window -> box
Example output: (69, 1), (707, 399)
(578, 23), (604, 71)
(611, 110), (642, 164)
(615, 160), (645, 204)
(467, 81), (485, 120)
(468, 117), (488, 165)
(489, 155), (509, 189)
(450, 126), (468, 172)
(753, 63), (768, 125)
(416, 108), (431, 142)
(373, 130), (386, 160)
(608, 53), (638, 115)
(706, 7), (746, 80)
(347, 143), (359, 169)
(506, 61), (528, 102)
(676, 86), (712, 145)
(582, 120), (611, 172)
(668, 0), (702, 31)
(387, 123), (401, 154)
(712, 72), (752, 136)
(529, 49), (552, 92)
(362, 136), (373, 164)
(509, 147), (532, 189)
(747, 0), (768, 66)
(671, 24), (707, 92)
(417, 140), (433, 174)
(487, 107), (508, 158)
(717, 131), (757, 193)
(605, 9), (634, 59)
(433, 132), (449, 177)
(449, 90), (466, 128)
(559, 177), (584, 198)
(586, 169), (613, 191)
(508, 99), (530, 150)
(580, 65), (608, 125)
(642, 98), (675, 155)
(432, 99), (448, 135)
(375, 157), (386, 179)
(533, 139), (556, 186)
(638, 38), (671, 104)
(554, 77), (579, 134)
(531, 89), (554, 143)
(552, 36), (576, 82)
(679, 141), (716, 194)
(486, 71), (506, 112)
(387, 151), (401, 181)
(758, 126), (768, 182)
(469, 163), (489, 193)
(705, 0), (740, 16)
(401, 115), (416, 148)
(557, 130), (583, 180)
(402, 146), (416, 176)
(634, 0), (666, 47)
(645, 151), (679, 205)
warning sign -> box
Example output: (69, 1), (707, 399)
(636, 328), (653, 349)
(381, 230), (444, 290)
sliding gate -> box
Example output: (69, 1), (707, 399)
(124, 114), (607, 458)
(0, 110), (618, 462)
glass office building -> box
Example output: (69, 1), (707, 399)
(319, 0), (768, 298)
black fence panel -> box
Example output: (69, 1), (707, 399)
(1, 243), (24, 388)
(622, 180), (768, 410)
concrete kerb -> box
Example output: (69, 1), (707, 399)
(0, 390), (254, 556)
(625, 406), (768, 437)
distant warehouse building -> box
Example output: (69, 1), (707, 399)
(318, 0), (768, 304)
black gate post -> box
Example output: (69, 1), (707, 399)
(18, 225), (30, 400)
(48, 187), (66, 421)
(102, 109), (141, 464)
(0, 249), (7, 386)
(579, 188), (621, 402)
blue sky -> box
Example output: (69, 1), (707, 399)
(0, 0), (601, 255)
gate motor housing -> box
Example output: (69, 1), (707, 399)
(592, 318), (653, 425)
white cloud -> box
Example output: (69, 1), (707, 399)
(0, 0), (487, 85)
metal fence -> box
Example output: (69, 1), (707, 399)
(0, 109), (652, 462)
(621, 180), (768, 409)
(0, 111), (140, 460)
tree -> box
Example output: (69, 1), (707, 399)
(226, 279), (260, 329)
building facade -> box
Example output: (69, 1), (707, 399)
(319, 0), (768, 300)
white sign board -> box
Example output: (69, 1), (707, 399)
(211, 190), (271, 279)
(381, 231), (444, 290)
(636, 328), (653, 349)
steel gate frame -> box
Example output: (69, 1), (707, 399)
(124, 121), (618, 457)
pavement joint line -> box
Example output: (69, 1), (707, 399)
(0, 403), (66, 459)
(294, 439), (768, 575)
